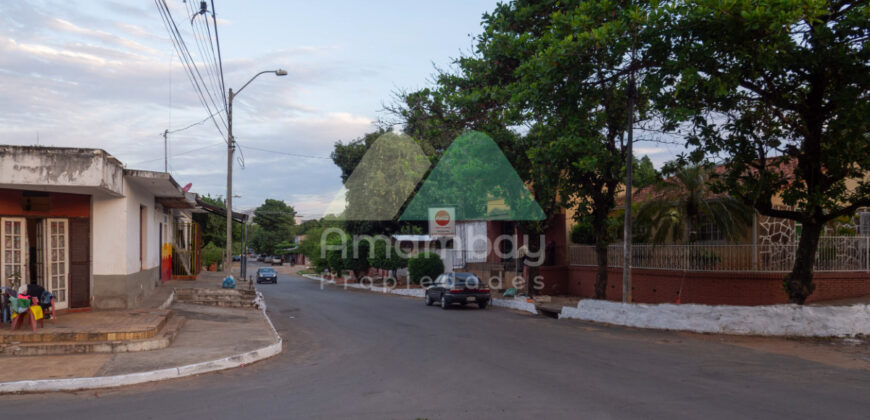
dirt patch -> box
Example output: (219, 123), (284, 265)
(685, 332), (870, 371)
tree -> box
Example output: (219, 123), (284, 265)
(436, 0), (668, 299)
(635, 160), (753, 244)
(367, 238), (408, 277)
(251, 199), (297, 255)
(666, 1), (870, 303)
(633, 155), (659, 189)
(193, 194), (244, 251)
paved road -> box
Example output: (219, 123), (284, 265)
(3, 267), (870, 419)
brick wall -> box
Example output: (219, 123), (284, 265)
(538, 265), (870, 305)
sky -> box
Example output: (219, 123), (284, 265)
(0, 0), (679, 219)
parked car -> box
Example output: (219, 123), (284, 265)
(271, 256), (283, 265)
(256, 254), (266, 262)
(425, 272), (490, 309)
(232, 255), (241, 262)
(256, 267), (278, 284)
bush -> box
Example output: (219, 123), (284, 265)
(202, 242), (224, 268)
(368, 239), (408, 272)
(408, 252), (444, 285)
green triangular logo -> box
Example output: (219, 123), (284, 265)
(400, 131), (544, 221)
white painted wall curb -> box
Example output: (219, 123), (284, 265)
(0, 304), (283, 394)
(303, 274), (538, 315)
(559, 299), (870, 337)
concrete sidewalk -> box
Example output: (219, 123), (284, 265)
(0, 269), (281, 393)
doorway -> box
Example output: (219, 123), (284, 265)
(25, 218), (70, 310)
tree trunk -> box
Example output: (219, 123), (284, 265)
(784, 221), (822, 304)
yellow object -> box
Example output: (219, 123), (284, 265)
(12, 305), (43, 321)
(31, 305), (43, 321)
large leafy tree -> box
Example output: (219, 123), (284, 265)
(430, 0), (668, 298)
(251, 199), (297, 254)
(666, 0), (870, 303)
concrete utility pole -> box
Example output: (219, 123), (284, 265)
(225, 88), (234, 278)
(623, 68), (636, 304)
(224, 69), (287, 278)
(163, 129), (169, 172)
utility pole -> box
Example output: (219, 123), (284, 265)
(225, 88), (234, 278)
(223, 69), (287, 279)
(163, 129), (169, 173)
(623, 67), (636, 304)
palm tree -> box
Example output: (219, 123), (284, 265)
(635, 163), (753, 244)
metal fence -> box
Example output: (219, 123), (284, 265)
(448, 249), (488, 269)
(568, 237), (870, 272)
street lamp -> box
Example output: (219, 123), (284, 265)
(225, 69), (287, 279)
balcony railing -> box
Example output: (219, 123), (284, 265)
(568, 237), (870, 272)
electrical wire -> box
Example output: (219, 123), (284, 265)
(234, 141), (333, 160)
(154, 0), (227, 140)
(130, 141), (226, 166)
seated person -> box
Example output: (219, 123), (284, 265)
(26, 281), (46, 302)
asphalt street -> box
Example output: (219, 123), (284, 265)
(3, 265), (870, 419)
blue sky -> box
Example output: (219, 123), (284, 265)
(0, 0), (677, 218)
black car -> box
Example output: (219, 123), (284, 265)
(425, 272), (490, 309)
(256, 267), (278, 284)
(257, 254), (266, 262)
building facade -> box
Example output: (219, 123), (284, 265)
(0, 146), (197, 309)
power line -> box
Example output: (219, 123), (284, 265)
(166, 109), (225, 135)
(234, 142), (333, 160)
(154, 0), (227, 140)
(130, 141), (225, 166)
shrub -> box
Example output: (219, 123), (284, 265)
(408, 252), (444, 285)
(368, 239), (408, 272)
(202, 242), (224, 268)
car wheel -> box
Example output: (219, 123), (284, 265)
(425, 294), (433, 306)
(479, 301), (488, 309)
(440, 295), (449, 310)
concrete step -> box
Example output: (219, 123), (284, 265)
(0, 310), (172, 344)
(0, 315), (186, 357)
(173, 288), (257, 308)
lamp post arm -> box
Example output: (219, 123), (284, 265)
(234, 70), (275, 98)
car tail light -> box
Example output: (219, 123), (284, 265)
(448, 289), (464, 294)
(478, 288), (490, 293)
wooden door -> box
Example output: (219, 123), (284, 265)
(69, 218), (90, 308)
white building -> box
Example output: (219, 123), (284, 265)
(0, 145), (197, 309)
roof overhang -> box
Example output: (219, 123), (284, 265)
(124, 169), (196, 209)
(195, 196), (249, 223)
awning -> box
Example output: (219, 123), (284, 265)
(195, 196), (248, 223)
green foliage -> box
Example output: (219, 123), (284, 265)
(193, 195), (243, 249)
(273, 240), (295, 255)
(251, 199), (296, 254)
(633, 155), (659, 189)
(570, 220), (595, 245)
(663, 0), (870, 303)
(636, 160), (753, 244)
(300, 227), (328, 272)
(368, 239), (408, 271)
(407, 252), (444, 285)
(201, 242), (224, 268)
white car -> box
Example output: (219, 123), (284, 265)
(271, 256), (283, 265)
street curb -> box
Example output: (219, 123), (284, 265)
(158, 290), (175, 310)
(0, 304), (283, 394)
(303, 274), (538, 315)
